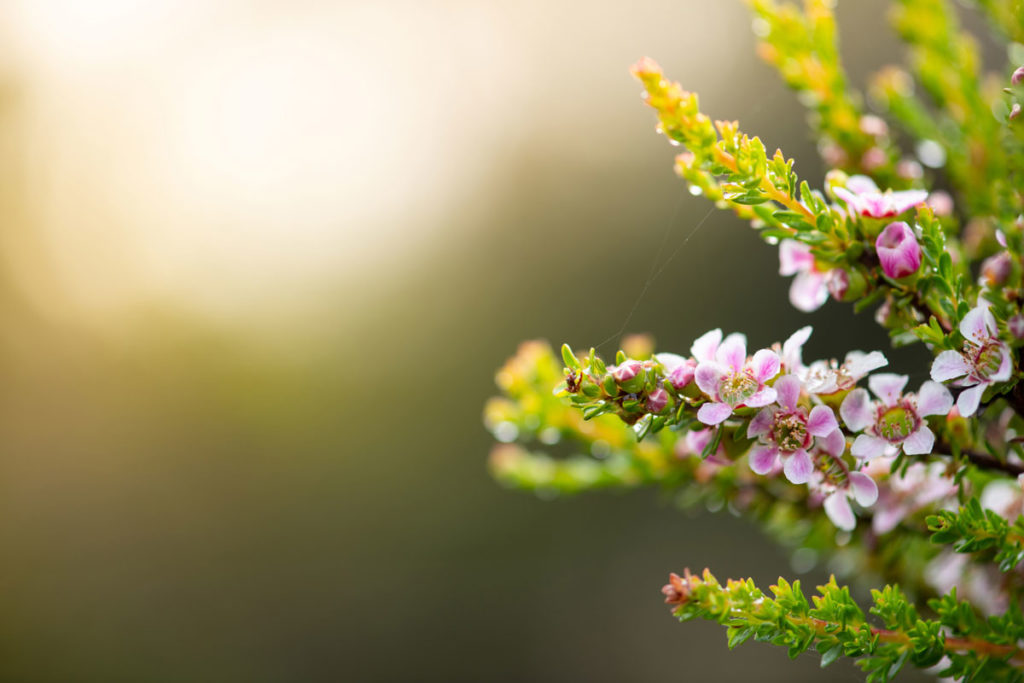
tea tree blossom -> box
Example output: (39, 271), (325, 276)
(778, 240), (829, 312)
(803, 350), (888, 397)
(833, 175), (927, 219)
(930, 302), (1013, 416)
(746, 375), (839, 483)
(840, 374), (953, 459)
(693, 332), (780, 425)
(875, 221), (921, 279)
(821, 470), (879, 532)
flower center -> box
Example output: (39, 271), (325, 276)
(876, 404), (918, 443)
(771, 412), (808, 452)
(719, 371), (758, 405)
(970, 343), (1003, 381)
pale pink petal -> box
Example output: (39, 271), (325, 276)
(876, 221), (921, 279)
(697, 402), (733, 425)
(694, 362), (723, 397)
(873, 503), (907, 535)
(717, 333), (748, 372)
(846, 175), (881, 194)
(993, 344), (1013, 382)
(690, 328), (722, 363)
(781, 326), (812, 371)
(997, 229), (1008, 248)
(750, 349), (781, 383)
(748, 443), (779, 475)
(956, 384), (984, 418)
(845, 350), (888, 378)
(959, 302), (996, 342)
(848, 471), (879, 506)
(888, 189), (928, 214)
(902, 426), (935, 455)
(824, 491), (856, 531)
(832, 187), (860, 216)
(806, 405), (839, 437)
(779, 240), (814, 276)
(917, 380), (953, 417)
(789, 271), (829, 312)
(655, 352), (687, 372)
(818, 428), (846, 457)
(840, 388), (874, 432)
(930, 351), (969, 382)
(868, 373), (909, 405)
(774, 374), (802, 410)
(747, 408), (774, 438)
(783, 449), (813, 484)
(852, 434), (889, 460)
(745, 387), (777, 408)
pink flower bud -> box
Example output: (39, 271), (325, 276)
(646, 387), (670, 413)
(1012, 103), (1022, 121)
(612, 359), (642, 383)
(981, 252), (1013, 287)
(666, 360), (696, 389)
(827, 268), (849, 300)
(859, 115), (889, 137)
(1009, 314), (1024, 339)
(875, 221), (921, 279)
(1013, 65), (1024, 86)
(861, 147), (886, 171)
(926, 191), (953, 217)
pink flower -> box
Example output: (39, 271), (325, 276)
(693, 331), (780, 426)
(779, 240), (829, 312)
(803, 350), (888, 396)
(656, 352), (696, 390)
(875, 221), (921, 278)
(840, 374), (953, 460)
(1013, 65), (1024, 86)
(822, 470), (879, 531)
(930, 302), (1013, 416)
(833, 175), (927, 219)
(746, 375), (839, 483)
(867, 460), (956, 535)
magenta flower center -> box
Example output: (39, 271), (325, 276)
(719, 371), (758, 404)
(875, 400), (920, 443)
(771, 411), (809, 452)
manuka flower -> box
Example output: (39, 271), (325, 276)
(930, 302), (1012, 417)
(656, 352), (696, 390)
(821, 469), (879, 532)
(875, 221), (921, 279)
(866, 459), (956, 535)
(693, 330), (780, 425)
(833, 175), (927, 219)
(746, 374), (839, 483)
(840, 374), (953, 460)
(778, 240), (829, 312)
(803, 350), (888, 397)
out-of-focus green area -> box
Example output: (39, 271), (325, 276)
(0, 0), (994, 679)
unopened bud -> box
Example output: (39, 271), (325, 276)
(1011, 103), (1022, 121)
(926, 191), (954, 217)
(647, 387), (670, 414)
(827, 267), (866, 302)
(666, 359), (696, 390)
(859, 114), (889, 137)
(1009, 314), (1024, 339)
(981, 252), (1013, 287)
(611, 360), (645, 392)
(1013, 65), (1024, 86)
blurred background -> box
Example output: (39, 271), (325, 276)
(0, 0), (1000, 680)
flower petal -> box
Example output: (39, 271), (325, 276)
(783, 449), (813, 484)
(840, 388), (874, 432)
(887, 189), (928, 214)
(789, 271), (829, 312)
(993, 344), (1013, 382)
(747, 408), (774, 438)
(848, 471), (879, 507)
(748, 443), (778, 475)
(781, 326), (812, 371)
(694, 362), (723, 398)
(817, 428), (846, 457)
(779, 240), (813, 276)
(750, 349), (781, 384)
(697, 402), (733, 425)
(868, 373), (908, 406)
(807, 405), (839, 437)
(690, 328), (722, 363)
(655, 352), (687, 372)
(846, 174), (881, 194)
(717, 333), (747, 372)
(959, 302), (996, 342)
(902, 426), (935, 455)
(852, 434), (889, 460)
(916, 380), (953, 417)
(744, 387), (777, 408)
(774, 374), (802, 411)
(845, 350), (888, 379)
(956, 384), (984, 418)
(823, 491), (856, 531)
(930, 350), (969, 382)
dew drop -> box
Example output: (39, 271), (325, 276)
(688, 184), (703, 196)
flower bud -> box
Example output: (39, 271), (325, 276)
(859, 114), (888, 137)
(827, 267), (867, 302)
(646, 387), (670, 414)
(926, 191), (953, 217)
(611, 360), (645, 393)
(875, 221), (921, 279)
(896, 159), (923, 180)
(861, 147), (886, 170)
(981, 252), (1013, 287)
(1013, 65), (1024, 86)
(666, 360), (696, 390)
(1009, 314), (1024, 339)
(1012, 103), (1022, 121)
